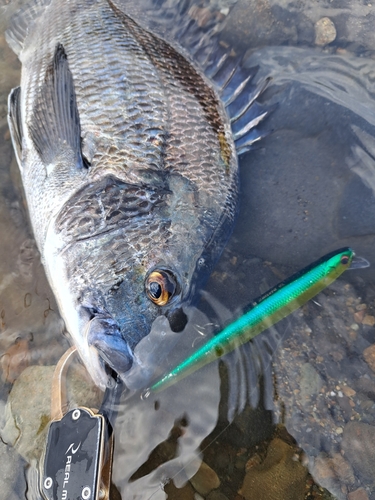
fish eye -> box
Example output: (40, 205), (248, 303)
(340, 255), (350, 265)
(145, 270), (178, 306)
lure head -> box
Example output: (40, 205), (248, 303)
(326, 247), (370, 274)
(324, 248), (354, 279)
(336, 248), (353, 269)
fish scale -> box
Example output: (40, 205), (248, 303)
(67, 5), (170, 168)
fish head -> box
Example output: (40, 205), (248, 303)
(78, 255), (204, 389)
(50, 174), (225, 390)
(83, 264), (186, 370)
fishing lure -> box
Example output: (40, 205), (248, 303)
(151, 248), (358, 392)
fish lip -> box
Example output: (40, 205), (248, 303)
(85, 314), (134, 380)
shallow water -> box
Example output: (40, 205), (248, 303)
(1, 1), (375, 499)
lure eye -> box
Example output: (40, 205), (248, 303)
(340, 255), (350, 265)
(145, 270), (178, 306)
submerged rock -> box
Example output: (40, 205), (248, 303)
(1, 365), (54, 463)
(0, 436), (27, 499)
(341, 421), (375, 484)
(363, 344), (375, 373)
(299, 363), (323, 401)
(189, 461), (221, 496)
(1, 363), (102, 463)
(272, 278), (375, 495)
(238, 438), (307, 500)
(314, 17), (336, 46)
(164, 480), (196, 500)
(348, 488), (370, 500)
(206, 491), (229, 500)
(311, 453), (355, 500)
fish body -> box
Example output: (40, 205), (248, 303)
(7, 0), (266, 388)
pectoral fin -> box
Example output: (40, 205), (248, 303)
(29, 43), (83, 168)
(8, 86), (23, 166)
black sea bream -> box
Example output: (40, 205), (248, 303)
(6, 0), (267, 389)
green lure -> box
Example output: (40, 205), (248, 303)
(151, 248), (354, 392)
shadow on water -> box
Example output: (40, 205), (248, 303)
(1, 0), (375, 499)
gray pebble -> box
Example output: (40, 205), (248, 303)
(300, 363), (323, 400)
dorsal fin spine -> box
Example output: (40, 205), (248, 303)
(222, 75), (252, 106)
(233, 112), (268, 141)
(230, 78), (270, 123)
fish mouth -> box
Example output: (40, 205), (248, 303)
(85, 314), (134, 385)
(83, 308), (187, 388)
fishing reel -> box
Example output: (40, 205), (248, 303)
(41, 347), (121, 500)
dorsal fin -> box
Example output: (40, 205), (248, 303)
(136, 0), (271, 155)
(29, 43), (83, 167)
(200, 45), (271, 156)
(8, 0), (270, 161)
(5, 0), (51, 55)
(111, 0), (270, 157)
(111, 0), (226, 55)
